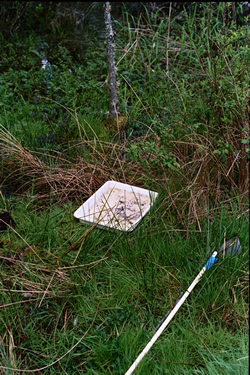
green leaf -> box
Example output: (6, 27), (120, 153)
(241, 139), (249, 144)
(213, 150), (221, 155)
(30, 49), (42, 58)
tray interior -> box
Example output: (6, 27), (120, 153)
(74, 181), (158, 231)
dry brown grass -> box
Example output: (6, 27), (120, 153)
(0, 123), (248, 229)
(0, 124), (143, 204)
(131, 128), (249, 230)
(175, 131), (248, 224)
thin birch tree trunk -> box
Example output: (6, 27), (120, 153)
(104, 2), (118, 125)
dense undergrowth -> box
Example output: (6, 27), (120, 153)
(0, 2), (249, 374)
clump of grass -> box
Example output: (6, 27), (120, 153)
(0, 124), (144, 204)
(171, 130), (248, 229)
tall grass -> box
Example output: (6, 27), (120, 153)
(0, 197), (248, 373)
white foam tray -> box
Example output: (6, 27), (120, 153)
(74, 180), (158, 232)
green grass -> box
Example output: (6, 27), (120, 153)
(0, 2), (249, 374)
(0, 193), (248, 373)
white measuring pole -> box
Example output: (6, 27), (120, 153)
(125, 251), (218, 375)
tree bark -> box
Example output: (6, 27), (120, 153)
(104, 2), (118, 122)
(232, 2), (236, 23)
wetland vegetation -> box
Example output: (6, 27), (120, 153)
(0, 2), (249, 374)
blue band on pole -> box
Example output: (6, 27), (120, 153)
(204, 252), (218, 270)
